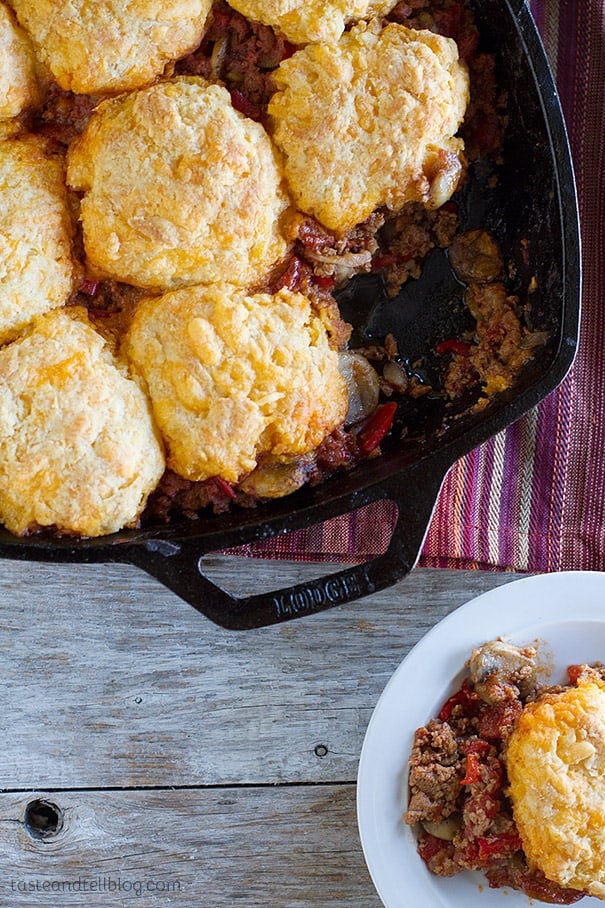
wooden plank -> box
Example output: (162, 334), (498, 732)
(0, 785), (381, 908)
(0, 559), (521, 788)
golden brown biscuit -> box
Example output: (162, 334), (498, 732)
(0, 136), (75, 344)
(124, 284), (348, 483)
(67, 78), (291, 291)
(507, 676), (605, 899)
(0, 309), (165, 537)
(225, 0), (398, 45)
(0, 1), (41, 120)
(8, 0), (212, 94)
(268, 21), (469, 234)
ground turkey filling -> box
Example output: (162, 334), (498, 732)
(19, 0), (542, 526)
(405, 642), (590, 904)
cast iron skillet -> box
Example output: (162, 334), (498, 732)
(0, 0), (580, 629)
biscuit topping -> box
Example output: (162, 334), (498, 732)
(268, 20), (469, 234)
(9, 0), (213, 94)
(66, 78), (291, 290)
(508, 674), (605, 900)
(124, 284), (348, 483)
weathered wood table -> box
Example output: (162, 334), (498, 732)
(0, 557), (524, 906)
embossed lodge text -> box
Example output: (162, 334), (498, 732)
(273, 572), (364, 618)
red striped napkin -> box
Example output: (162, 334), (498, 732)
(423, 0), (604, 572)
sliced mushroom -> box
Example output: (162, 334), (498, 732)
(305, 249), (374, 286)
(382, 360), (408, 393)
(449, 230), (504, 283)
(468, 639), (538, 704)
(422, 815), (462, 842)
(239, 456), (312, 500)
(210, 37), (228, 79)
(427, 152), (464, 210)
(338, 351), (380, 427)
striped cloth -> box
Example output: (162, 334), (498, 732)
(230, 0), (605, 572)
(423, 0), (605, 572)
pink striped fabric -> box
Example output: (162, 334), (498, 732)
(228, 0), (605, 572)
(423, 0), (605, 572)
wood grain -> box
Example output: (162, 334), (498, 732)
(0, 786), (380, 907)
(0, 559), (526, 906)
(0, 559), (520, 789)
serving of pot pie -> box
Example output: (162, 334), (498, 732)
(405, 642), (605, 903)
(0, 0), (543, 538)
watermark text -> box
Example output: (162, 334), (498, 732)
(5, 877), (182, 898)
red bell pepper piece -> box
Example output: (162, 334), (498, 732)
(566, 664), (585, 685)
(371, 253), (398, 271)
(214, 477), (237, 500)
(435, 338), (472, 357)
(79, 278), (100, 296)
(477, 699), (523, 741)
(438, 679), (481, 721)
(312, 275), (336, 291)
(357, 402), (397, 454)
(230, 89), (263, 122)
(478, 831), (522, 862)
(460, 752), (482, 785)
(275, 256), (306, 292)
(417, 833), (450, 864)
(460, 738), (491, 757)
(281, 41), (297, 60)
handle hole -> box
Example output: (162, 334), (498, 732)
(24, 799), (64, 840)
(199, 499), (398, 598)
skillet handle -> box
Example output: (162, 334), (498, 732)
(129, 460), (450, 630)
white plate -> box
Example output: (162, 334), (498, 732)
(357, 571), (605, 908)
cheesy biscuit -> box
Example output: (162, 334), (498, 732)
(0, 1), (40, 121)
(67, 78), (291, 290)
(507, 676), (605, 899)
(225, 0), (398, 45)
(268, 21), (469, 234)
(0, 137), (75, 344)
(0, 309), (165, 538)
(125, 284), (348, 484)
(8, 0), (212, 94)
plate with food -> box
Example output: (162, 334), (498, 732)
(0, 1), (580, 627)
(357, 571), (605, 906)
